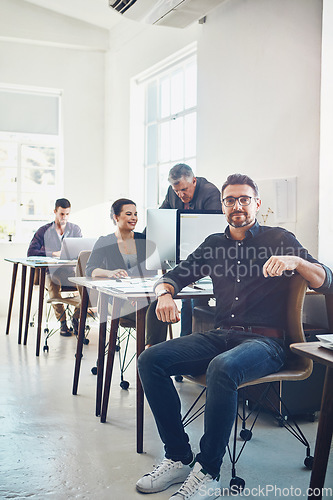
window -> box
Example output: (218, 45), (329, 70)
(134, 48), (197, 210)
(0, 87), (62, 242)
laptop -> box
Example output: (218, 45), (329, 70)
(60, 237), (97, 260)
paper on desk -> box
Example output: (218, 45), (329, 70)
(316, 334), (333, 351)
(26, 256), (59, 262)
(97, 277), (159, 293)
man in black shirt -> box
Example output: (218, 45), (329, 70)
(136, 174), (333, 500)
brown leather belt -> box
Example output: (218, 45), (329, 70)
(220, 325), (285, 340)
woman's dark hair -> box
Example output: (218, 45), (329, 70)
(221, 174), (259, 197)
(110, 198), (136, 224)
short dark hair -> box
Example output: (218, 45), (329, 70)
(168, 163), (194, 185)
(110, 198), (136, 224)
(221, 174), (259, 197)
(55, 198), (71, 210)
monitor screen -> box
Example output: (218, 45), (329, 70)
(177, 210), (226, 262)
(145, 209), (177, 270)
(145, 209), (225, 270)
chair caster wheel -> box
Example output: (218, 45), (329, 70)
(91, 366), (97, 375)
(85, 325), (90, 332)
(83, 338), (89, 345)
(230, 476), (245, 493)
(304, 456), (314, 470)
(30, 322), (34, 327)
(43, 345), (49, 353)
(44, 328), (49, 334)
(120, 380), (129, 390)
(240, 429), (252, 441)
(115, 345), (120, 352)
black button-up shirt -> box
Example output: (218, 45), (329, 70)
(157, 221), (333, 330)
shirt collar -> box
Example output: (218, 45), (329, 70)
(224, 220), (260, 240)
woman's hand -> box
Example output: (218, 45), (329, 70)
(107, 268), (128, 279)
(91, 268), (128, 279)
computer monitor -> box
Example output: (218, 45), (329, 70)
(145, 209), (177, 270)
(176, 210), (226, 262)
(145, 209), (225, 270)
(60, 237), (97, 260)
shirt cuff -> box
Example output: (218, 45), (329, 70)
(153, 277), (180, 296)
(310, 264), (333, 293)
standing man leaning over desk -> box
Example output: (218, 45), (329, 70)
(136, 173), (333, 500)
(159, 163), (222, 342)
(27, 198), (82, 337)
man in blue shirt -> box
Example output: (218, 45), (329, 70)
(27, 198), (82, 336)
(136, 173), (333, 500)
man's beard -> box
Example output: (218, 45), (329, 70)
(227, 212), (252, 228)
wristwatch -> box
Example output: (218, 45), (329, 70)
(155, 289), (172, 299)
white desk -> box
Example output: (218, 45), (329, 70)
(69, 276), (213, 453)
(5, 257), (76, 356)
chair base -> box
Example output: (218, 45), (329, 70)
(182, 381), (314, 490)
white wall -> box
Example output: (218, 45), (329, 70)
(0, 0), (326, 321)
(0, 0), (108, 315)
(106, 0), (322, 254)
(196, 0), (322, 256)
(104, 22), (199, 222)
(319, 0), (333, 269)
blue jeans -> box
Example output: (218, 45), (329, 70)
(138, 329), (286, 478)
(180, 298), (209, 336)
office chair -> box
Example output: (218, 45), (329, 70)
(45, 251), (97, 352)
(181, 273), (313, 491)
(91, 310), (137, 390)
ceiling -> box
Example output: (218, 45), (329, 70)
(23, 0), (123, 30)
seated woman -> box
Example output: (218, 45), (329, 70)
(85, 198), (167, 345)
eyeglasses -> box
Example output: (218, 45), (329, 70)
(222, 196), (257, 207)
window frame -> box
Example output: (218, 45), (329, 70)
(0, 85), (63, 243)
(129, 44), (197, 221)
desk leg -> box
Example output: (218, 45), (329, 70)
(72, 286), (89, 395)
(100, 298), (121, 423)
(18, 265), (27, 345)
(36, 268), (46, 357)
(96, 293), (108, 417)
(6, 263), (18, 336)
(308, 366), (333, 500)
(136, 303), (147, 454)
(23, 267), (35, 345)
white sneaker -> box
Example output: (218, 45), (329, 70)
(136, 457), (193, 493)
(169, 462), (221, 500)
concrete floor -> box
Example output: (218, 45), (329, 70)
(1, 315), (332, 500)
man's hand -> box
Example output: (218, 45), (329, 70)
(156, 294), (180, 323)
(263, 256), (300, 278)
(263, 256), (325, 289)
